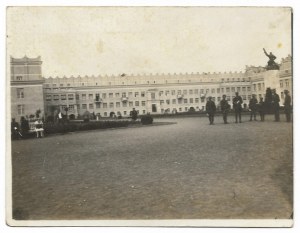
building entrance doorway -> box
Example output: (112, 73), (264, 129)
(152, 104), (157, 113)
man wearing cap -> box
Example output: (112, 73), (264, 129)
(284, 90), (291, 122)
(206, 96), (216, 125)
(272, 89), (280, 122)
(220, 94), (230, 124)
(232, 92), (243, 123)
(249, 94), (258, 121)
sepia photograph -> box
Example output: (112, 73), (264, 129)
(6, 6), (293, 227)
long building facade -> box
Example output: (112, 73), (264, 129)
(10, 55), (292, 121)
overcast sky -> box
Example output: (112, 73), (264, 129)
(7, 7), (292, 77)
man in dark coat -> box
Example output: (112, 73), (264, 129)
(272, 89), (280, 121)
(220, 94), (230, 124)
(206, 96), (216, 125)
(284, 90), (291, 122)
(232, 92), (243, 123)
(20, 116), (30, 138)
(249, 94), (258, 121)
(258, 97), (265, 121)
(130, 108), (138, 121)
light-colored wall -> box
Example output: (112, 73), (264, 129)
(11, 84), (44, 121)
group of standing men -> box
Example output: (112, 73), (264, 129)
(205, 90), (292, 125)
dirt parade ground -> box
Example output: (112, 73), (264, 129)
(10, 115), (293, 220)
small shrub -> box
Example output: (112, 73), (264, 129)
(141, 115), (153, 125)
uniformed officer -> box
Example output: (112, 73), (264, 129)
(249, 94), (258, 121)
(206, 96), (216, 125)
(272, 89), (280, 122)
(232, 92), (243, 123)
(220, 94), (230, 124)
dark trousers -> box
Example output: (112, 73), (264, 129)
(285, 109), (291, 122)
(274, 107), (280, 121)
(235, 111), (242, 123)
(222, 111), (228, 123)
(259, 111), (265, 121)
(250, 110), (257, 121)
(208, 113), (214, 124)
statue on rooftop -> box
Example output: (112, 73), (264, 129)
(263, 48), (279, 70)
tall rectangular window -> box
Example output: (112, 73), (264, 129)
(141, 92), (145, 97)
(82, 104), (87, 109)
(109, 102), (114, 108)
(142, 101), (146, 106)
(135, 101), (139, 106)
(116, 102), (120, 108)
(258, 84), (261, 91)
(89, 94), (93, 100)
(53, 95), (59, 100)
(17, 105), (24, 115)
(16, 88), (24, 99)
(89, 103), (94, 109)
(82, 94), (86, 100)
(135, 92), (139, 97)
(109, 93), (113, 98)
(61, 94), (66, 100)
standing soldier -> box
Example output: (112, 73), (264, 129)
(283, 90), (291, 122)
(258, 97), (265, 121)
(232, 92), (243, 123)
(220, 94), (230, 124)
(272, 89), (280, 121)
(206, 96), (216, 125)
(249, 94), (258, 121)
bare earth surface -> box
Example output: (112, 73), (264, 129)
(11, 115), (293, 220)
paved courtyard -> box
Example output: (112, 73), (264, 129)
(11, 115), (293, 220)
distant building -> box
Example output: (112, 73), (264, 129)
(10, 55), (292, 121)
(10, 56), (44, 121)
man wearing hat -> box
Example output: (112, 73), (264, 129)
(284, 90), (291, 122)
(232, 92), (243, 123)
(206, 96), (216, 125)
(220, 94), (230, 124)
